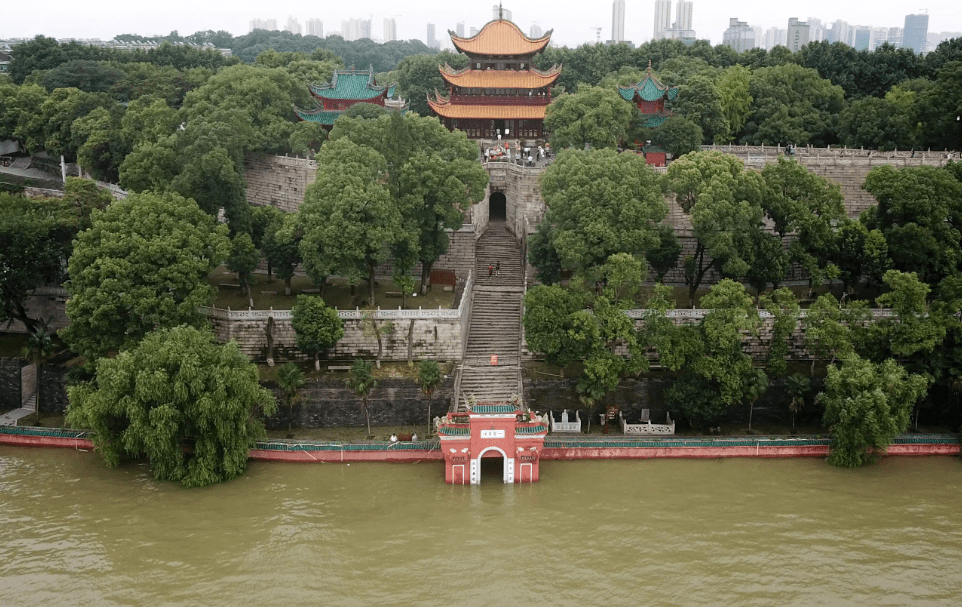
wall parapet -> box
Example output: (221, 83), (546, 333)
(622, 308), (894, 320)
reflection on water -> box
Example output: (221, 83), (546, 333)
(1, 447), (961, 606)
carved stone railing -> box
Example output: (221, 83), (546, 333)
(619, 411), (675, 435)
(622, 308), (895, 320)
(198, 271), (472, 323)
(549, 410), (582, 433)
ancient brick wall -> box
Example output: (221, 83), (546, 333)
(244, 154), (317, 212)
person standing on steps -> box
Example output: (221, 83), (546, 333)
(495, 262), (500, 276)
(488, 264), (493, 277)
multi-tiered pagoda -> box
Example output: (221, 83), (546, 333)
(428, 17), (561, 140)
(618, 63), (678, 129)
(294, 66), (407, 129)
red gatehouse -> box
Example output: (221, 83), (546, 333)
(436, 401), (547, 484)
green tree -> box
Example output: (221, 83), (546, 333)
(261, 211), (302, 296)
(327, 112), (487, 293)
(416, 360), (442, 436)
(39, 60), (127, 93)
(862, 164), (962, 286)
(665, 151), (765, 305)
(873, 270), (946, 359)
(535, 148), (670, 276)
(66, 325), (276, 486)
(290, 295), (344, 371)
(299, 138), (400, 306)
(839, 95), (921, 151)
(226, 233), (260, 304)
(396, 52), (466, 116)
(716, 65), (753, 140)
(21, 323), (56, 426)
(0, 194), (72, 335)
(829, 219), (890, 293)
(646, 115), (704, 158)
(801, 294), (872, 376)
(276, 362), (305, 434)
(522, 285), (591, 368)
(743, 64), (845, 146)
(346, 359), (378, 438)
(61, 191), (231, 362)
(820, 355), (928, 467)
(761, 287), (800, 379)
(544, 85), (634, 150)
(786, 373), (811, 432)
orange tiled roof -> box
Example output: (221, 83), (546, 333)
(427, 98), (548, 120)
(439, 64), (562, 89)
(449, 19), (552, 56)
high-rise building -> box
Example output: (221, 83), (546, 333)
(903, 13), (929, 54)
(723, 18), (755, 53)
(306, 19), (323, 38)
(492, 5), (513, 21)
(763, 27), (786, 49)
(384, 18), (397, 42)
(807, 18), (825, 43)
(654, 0), (672, 39)
(853, 27), (871, 51)
(828, 20), (850, 46)
(342, 18), (371, 42)
(456, 22), (465, 37)
(427, 23), (438, 49)
(250, 18), (278, 33)
(470, 27), (479, 36)
(888, 27), (904, 47)
(284, 17), (302, 36)
(612, 1), (625, 43)
(787, 18), (810, 52)
(870, 27), (890, 50)
(530, 23), (543, 38)
(675, 1), (693, 31)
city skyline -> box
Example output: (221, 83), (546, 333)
(4, 2), (961, 49)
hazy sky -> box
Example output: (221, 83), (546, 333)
(4, 1), (961, 48)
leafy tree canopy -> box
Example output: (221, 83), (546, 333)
(61, 190), (230, 362)
(544, 85), (634, 150)
(66, 325), (276, 486)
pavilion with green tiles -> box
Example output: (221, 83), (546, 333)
(293, 66), (407, 128)
(618, 63), (679, 130)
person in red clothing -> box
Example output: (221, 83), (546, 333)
(488, 264), (493, 277)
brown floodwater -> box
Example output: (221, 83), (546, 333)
(1, 447), (961, 606)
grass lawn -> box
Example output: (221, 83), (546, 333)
(208, 266), (455, 311)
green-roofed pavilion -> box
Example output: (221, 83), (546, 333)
(618, 62), (678, 130)
(293, 66), (407, 128)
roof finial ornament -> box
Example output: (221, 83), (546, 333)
(648, 60), (653, 72)
(499, 2), (504, 20)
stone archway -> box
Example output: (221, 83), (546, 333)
(471, 446), (513, 484)
(489, 191), (507, 221)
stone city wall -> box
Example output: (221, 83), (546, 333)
(244, 153), (317, 213)
(3, 287), (70, 334)
(0, 358), (24, 412)
(200, 271), (474, 363)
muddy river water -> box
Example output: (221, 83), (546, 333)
(1, 447), (960, 606)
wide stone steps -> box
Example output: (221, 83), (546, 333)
(454, 220), (524, 410)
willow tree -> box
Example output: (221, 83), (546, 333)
(66, 326), (276, 487)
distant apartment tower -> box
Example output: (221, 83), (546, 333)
(763, 27), (786, 49)
(807, 18), (825, 43)
(284, 17), (302, 36)
(675, 1), (693, 31)
(870, 27), (890, 50)
(470, 27), (479, 36)
(306, 19), (323, 38)
(723, 18), (755, 53)
(530, 23), (544, 38)
(384, 18), (397, 42)
(612, 1), (625, 42)
(853, 27), (872, 51)
(342, 18), (371, 41)
(250, 19), (278, 32)
(903, 13), (929, 54)
(827, 20), (850, 45)
(654, 0), (672, 39)
(427, 23), (438, 49)
(492, 5), (512, 21)
(787, 18), (810, 52)
(888, 27), (903, 47)
(456, 21), (465, 38)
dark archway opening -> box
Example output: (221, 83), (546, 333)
(489, 192), (506, 221)
(479, 453), (506, 484)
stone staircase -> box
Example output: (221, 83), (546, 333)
(0, 394), (36, 426)
(454, 220), (524, 411)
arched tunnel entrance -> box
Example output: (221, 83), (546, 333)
(489, 191), (506, 221)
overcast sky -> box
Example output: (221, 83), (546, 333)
(4, 2), (961, 48)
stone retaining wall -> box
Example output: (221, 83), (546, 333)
(244, 154), (317, 212)
(0, 358), (23, 412)
(265, 375), (454, 431)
